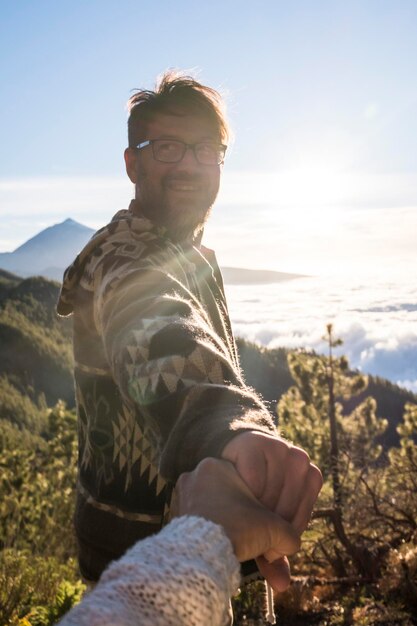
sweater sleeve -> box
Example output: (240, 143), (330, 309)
(58, 516), (241, 626)
(95, 251), (276, 481)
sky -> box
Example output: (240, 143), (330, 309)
(1, 0), (417, 277)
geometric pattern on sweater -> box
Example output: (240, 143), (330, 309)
(76, 375), (165, 495)
(112, 406), (165, 495)
(126, 317), (228, 406)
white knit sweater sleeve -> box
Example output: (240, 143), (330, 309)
(59, 516), (241, 626)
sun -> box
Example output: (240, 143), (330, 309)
(276, 164), (350, 210)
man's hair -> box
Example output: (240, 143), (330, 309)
(127, 70), (230, 148)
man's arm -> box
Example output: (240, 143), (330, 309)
(95, 255), (276, 481)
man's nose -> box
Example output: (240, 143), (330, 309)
(176, 145), (201, 170)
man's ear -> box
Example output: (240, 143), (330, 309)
(124, 147), (138, 183)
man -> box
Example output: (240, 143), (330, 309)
(57, 71), (322, 591)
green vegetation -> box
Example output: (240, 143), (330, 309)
(0, 275), (74, 408)
(234, 326), (417, 625)
(0, 403), (81, 625)
(0, 275), (80, 625)
(1, 276), (416, 625)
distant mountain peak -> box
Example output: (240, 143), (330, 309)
(0, 218), (95, 278)
(52, 217), (89, 230)
(59, 217), (89, 228)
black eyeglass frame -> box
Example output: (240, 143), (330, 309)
(135, 139), (227, 165)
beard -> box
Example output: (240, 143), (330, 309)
(159, 195), (213, 242)
(135, 171), (218, 242)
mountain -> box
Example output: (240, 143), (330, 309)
(0, 219), (303, 284)
(0, 219), (95, 280)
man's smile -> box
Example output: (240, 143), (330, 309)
(165, 179), (203, 193)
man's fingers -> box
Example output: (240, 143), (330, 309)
(236, 509), (300, 562)
(291, 463), (323, 534)
(256, 555), (291, 593)
(222, 432), (296, 504)
(222, 433), (268, 499)
(262, 516), (300, 563)
(223, 433), (322, 523)
(267, 445), (312, 518)
(263, 514), (300, 561)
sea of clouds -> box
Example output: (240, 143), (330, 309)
(225, 274), (417, 393)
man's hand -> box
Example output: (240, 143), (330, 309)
(221, 431), (323, 591)
(171, 457), (301, 563)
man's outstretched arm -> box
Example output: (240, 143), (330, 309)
(96, 252), (277, 480)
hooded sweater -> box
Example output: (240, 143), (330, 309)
(57, 203), (275, 581)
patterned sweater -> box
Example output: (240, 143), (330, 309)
(57, 203), (275, 581)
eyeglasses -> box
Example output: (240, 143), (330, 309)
(136, 139), (227, 165)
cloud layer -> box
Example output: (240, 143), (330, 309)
(227, 275), (417, 393)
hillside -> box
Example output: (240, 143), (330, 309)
(221, 267), (304, 284)
(237, 338), (417, 449)
(0, 274), (74, 421)
(0, 272), (415, 447)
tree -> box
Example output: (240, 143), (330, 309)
(0, 401), (77, 557)
(277, 326), (390, 579)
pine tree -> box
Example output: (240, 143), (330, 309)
(277, 325), (390, 579)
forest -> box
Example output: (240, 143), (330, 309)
(0, 269), (416, 625)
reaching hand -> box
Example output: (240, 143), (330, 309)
(221, 431), (323, 591)
(171, 457), (301, 563)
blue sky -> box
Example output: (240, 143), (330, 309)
(1, 0), (417, 275)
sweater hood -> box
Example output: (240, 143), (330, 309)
(57, 203), (209, 317)
(57, 207), (165, 317)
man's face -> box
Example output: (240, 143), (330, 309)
(125, 111), (222, 241)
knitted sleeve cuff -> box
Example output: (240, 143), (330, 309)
(59, 516), (241, 626)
